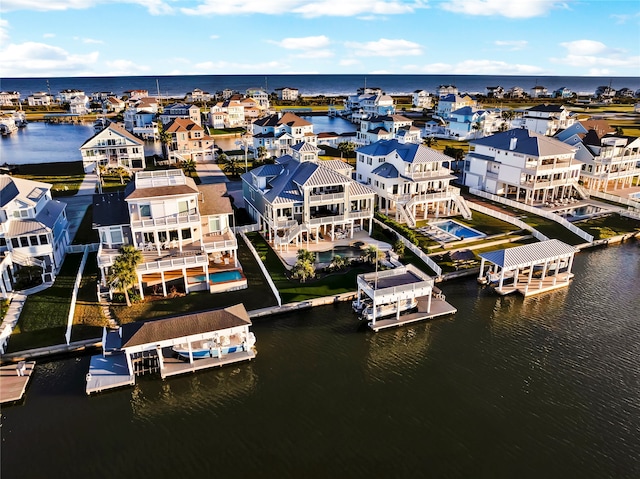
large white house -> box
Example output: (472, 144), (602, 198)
(159, 103), (202, 127)
(252, 112), (317, 158)
(208, 99), (246, 128)
(445, 106), (503, 140)
(412, 90), (433, 109)
(344, 87), (395, 124)
(357, 114), (422, 146)
(557, 122), (640, 193)
(516, 104), (576, 136)
(275, 87), (299, 101)
(123, 97), (159, 140)
(0, 176), (70, 296)
(462, 128), (584, 205)
(94, 170), (239, 298)
(242, 142), (376, 249)
(436, 94), (476, 120)
(80, 123), (146, 172)
(355, 139), (471, 227)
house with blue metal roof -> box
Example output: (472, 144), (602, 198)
(462, 129), (585, 205)
(242, 142), (375, 249)
(355, 139), (471, 227)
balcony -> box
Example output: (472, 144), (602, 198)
(97, 243), (208, 273)
(308, 191), (345, 204)
(409, 169), (452, 180)
(130, 213), (200, 229)
(201, 228), (237, 252)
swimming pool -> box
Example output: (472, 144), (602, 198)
(430, 220), (486, 241)
(316, 245), (364, 263)
(190, 270), (243, 284)
(556, 204), (606, 219)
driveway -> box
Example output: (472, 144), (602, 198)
(195, 160), (228, 185)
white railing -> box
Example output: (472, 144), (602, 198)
(0, 324), (12, 355)
(130, 213), (200, 229)
(67, 243), (99, 254)
(587, 189), (640, 209)
(469, 189), (593, 243)
(348, 210), (373, 220)
(232, 223), (260, 234)
(373, 218), (442, 277)
(10, 249), (45, 269)
(410, 169), (451, 180)
(452, 195), (473, 219)
(309, 192), (345, 203)
(240, 232), (281, 306)
(136, 253), (208, 273)
(309, 215), (346, 226)
(202, 237), (237, 251)
(467, 202), (548, 241)
(65, 246), (89, 345)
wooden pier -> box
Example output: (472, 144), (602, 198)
(160, 349), (255, 378)
(0, 361), (36, 404)
(368, 296), (457, 332)
(495, 271), (574, 296)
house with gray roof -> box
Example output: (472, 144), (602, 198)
(252, 112), (317, 158)
(516, 104), (576, 136)
(357, 114), (421, 146)
(94, 170), (239, 299)
(0, 176), (70, 296)
(462, 128), (584, 205)
(242, 142), (375, 248)
(80, 122), (146, 172)
(355, 139), (471, 227)
(343, 87), (395, 124)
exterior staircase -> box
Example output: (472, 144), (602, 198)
(452, 195), (473, 219)
(571, 181), (590, 200)
(397, 204), (416, 228)
(274, 222), (307, 246)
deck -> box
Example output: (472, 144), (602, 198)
(368, 296), (457, 332)
(160, 349), (255, 378)
(0, 361), (36, 404)
(86, 354), (135, 395)
(494, 271), (574, 296)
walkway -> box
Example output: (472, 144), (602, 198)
(195, 159), (228, 184)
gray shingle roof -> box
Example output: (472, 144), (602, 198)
(470, 129), (576, 157)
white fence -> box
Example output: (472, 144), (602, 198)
(65, 246), (90, 345)
(373, 218), (442, 277)
(239, 232), (282, 306)
(467, 202), (549, 241)
(0, 323), (12, 355)
(469, 189), (594, 243)
(233, 223), (260, 234)
(587, 190), (640, 219)
(67, 243), (99, 254)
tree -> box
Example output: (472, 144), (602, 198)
(157, 122), (171, 159)
(296, 248), (315, 264)
(256, 146), (268, 162)
(111, 166), (129, 184)
(471, 121), (483, 138)
(392, 239), (405, 258)
(220, 154), (242, 177)
(337, 141), (356, 158)
(109, 245), (143, 307)
(362, 245), (383, 265)
(180, 158), (197, 177)
(422, 136), (437, 148)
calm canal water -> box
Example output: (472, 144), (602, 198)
(2, 242), (639, 479)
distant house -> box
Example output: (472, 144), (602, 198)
(58, 89), (85, 103)
(160, 103), (202, 127)
(506, 86), (526, 99)
(124, 90), (149, 101)
(0, 91), (20, 106)
(164, 118), (216, 163)
(68, 94), (91, 115)
(436, 94), (476, 120)
(246, 88), (270, 109)
(446, 106), (501, 140)
(615, 88), (634, 98)
(530, 85), (548, 98)
(92, 91), (115, 102)
(486, 86), (505, 99)
(208, 99), (245, 128)
(517, 104), (576, 136)
(0, 175), (70, 296)
(106, 96), (126, 113)
(79, 123), (146, 172)
(123, 97), (159, 140)
(553, 87), (573, 99)
(317, 131), (358, 149)
(186, 88), (212, 103)
(27, 92), (54, 107)
(595, 85), (616, 99)
(357, 114), (421, 146)
(412, 90), (433, 109)
(355, 139), (471, 227)
(437, 85), (458, 98)
(252, 112), (317, 157)
(275, 87), (299, 101)
(344, 87), (395, 124)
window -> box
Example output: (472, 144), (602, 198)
(181, 228), (192, 240)
(29, 235), (38, 246)
(178, 200), (189, 215)
(169, 230), (179, 241)
(11, 238), (19, 248)
(0, 238), (5, 247)
(140, 204), (151, 217)
(109, 228), (123, 245)
(20, 237), (29, 247)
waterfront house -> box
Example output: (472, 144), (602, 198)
(80, 122), (146, 172)
(437, 85), (458, 97)
(246, 88), (270, 110)
(164, 118), (216, 163)
(506, 86), (526, 99)
(58, 89), (85, 103)
(159, 103), (202, 127)
(355, 139), (471, 227)
(27, 92), (53, 107)
(252, 112), (317, 158)
(0, 176), (70, 297)
(317, 131), (358, 150)
(242, 142), (375, 248)
(553, 87), (574, 99)
(444, 106), (502, 140)
(124, 90), (149, 101)
(517, 104), (576, 136)
(558, 123), (640, 193)
(486, 86), (505, 99)
(68, 94), (91, 115)
(275, 87), (299, 102)
(412, 90), (433, 109)
(105, 97), (126, 113)
(435, 94), (476, 120)
(344, 87), (395, 124)
(462, 128), (584, 205)
(357, 114), (421, 146)
(93, 169), (240, 298)
(530, 85), (549, 98)
(208, 99), (246, 128)
(0, 91), (21, 107)
(186, 88), (212, 103)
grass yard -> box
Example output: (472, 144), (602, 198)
(576, 214), (640, 240)
(13, 161), (86, 196)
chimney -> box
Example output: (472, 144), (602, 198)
(509, 137), (517, 150)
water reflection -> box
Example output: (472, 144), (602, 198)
(129, 365), (258, 421)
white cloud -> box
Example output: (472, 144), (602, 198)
(440, 0), (570, 18)
(339, 59), (361, 67)
(272, 35), (330, 50)
(104, 59), (151, 76)
(193, 60), (290, 73)
(587, 68), (613, 76)
(344, 38), (422, 57)
(292, 49), (334, 59)
(0, 41), (99, 76)
(0, 19), (8, 44)
(43, 33), (56, 38)
(494, 40), (528, 50)
(210, 35), (219, 40)
(404, 59), (546, 75)
(1, 0), (173, 15)
(551, 40), (638, 73)
(181, 0), (427, 17)
(74, 37), (104, 44)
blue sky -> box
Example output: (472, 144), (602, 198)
(1, 0), (639, 78)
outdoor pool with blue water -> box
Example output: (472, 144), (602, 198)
(190, 270), (243, 284)
(557, 204), (606, 219)
(431, 220), (485, 240)
(316, 245), (365, 263)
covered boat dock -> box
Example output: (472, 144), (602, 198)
(354, 264), (457, 332)
(478, 239), (578, 297)
(86, 304), (256, 394)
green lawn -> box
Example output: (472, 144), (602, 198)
(13, 161), (86, 196)
(577, 214), (640, 240)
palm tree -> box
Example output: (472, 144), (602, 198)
(256, 146), (268, 163)
(157, 122), (171, 159)
(422, 136), (437, 147)
(180, 158), (197, 177)
(109, 245), (143, 307)
(471, 121), (483, 139)
(296, 248), (315, 264)
(362, 245), (383, 265)
(112, 166), (129, 185)
(337, 141), (356, 158)
(221, 154), (242, 177)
